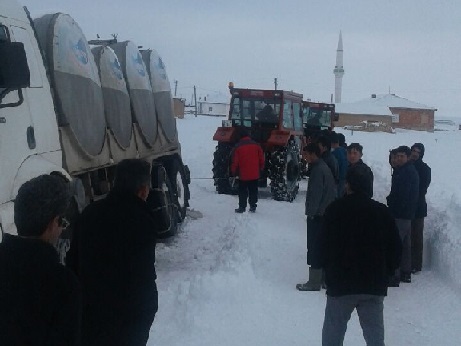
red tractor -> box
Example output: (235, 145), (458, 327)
(302, 101), (337, 143)
(212, 83), (304, 201)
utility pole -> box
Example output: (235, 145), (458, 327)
(274, 77), (278, 90)
(193, 85), (197, 117)
(174, 80), (178, 96)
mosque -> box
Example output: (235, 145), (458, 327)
(333, 32), (436, 132)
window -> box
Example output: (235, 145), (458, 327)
(293, 102), (303, 130)
(208, 106), (213, 112)
(231, 96), (281, 127)
(282, 101), (293, 129)
(303, 107), (332, 128)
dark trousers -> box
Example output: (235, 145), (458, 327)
(306, 217), (323, 269)
(411, 218), (425, 271)
(83, 310), (156, 346)
(238, 179), (259, 209)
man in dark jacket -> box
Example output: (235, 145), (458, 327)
(66, 159), (158, 346)
(386, 146), (419, 284)
(0, 175), (81, 346)
(231, 127), (264, 213)
(320, 165), (402, 346)
(318, 135), (339, 186)
(347, 142), (374, 198)
(410, 143), (431, 273)
(296, 143), (336, 291)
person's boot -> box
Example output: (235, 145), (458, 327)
(235, 207), (245, 213)
(296, 268), (322, 291)
(249, 206), (256, 213)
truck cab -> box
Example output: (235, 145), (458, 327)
(0, 3), (66, 238)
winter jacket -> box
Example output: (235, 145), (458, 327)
(0, 234), (81, 346)
(231, 136), (264, 181)
(348, 160), (374, 198)
(66, 190), (158, 343)
(332, 146), (347, 183)
(413, 159), (431, 218)
(320, 193), (402, 297)
(322, 151), (339, 184)
(305, 159), (337, 217)
(387, 161), (419, 220)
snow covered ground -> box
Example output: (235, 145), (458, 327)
(149, 115), (461, 345)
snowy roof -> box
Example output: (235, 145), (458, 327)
(336, 93), (436, 116)
(356, 94), (435, 110)
(335, 102), (392, 116)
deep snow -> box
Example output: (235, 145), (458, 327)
(149, 115), (461, 345)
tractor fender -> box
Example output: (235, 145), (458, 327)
(266, 130), (292, 147)
(213, 127), (238, 142)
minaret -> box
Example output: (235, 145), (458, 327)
(333, 31), (345, 103)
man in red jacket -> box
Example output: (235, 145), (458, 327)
(231, 127), (264, 213)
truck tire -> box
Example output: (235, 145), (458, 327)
(149, 164), (178, 239)
(212, 143), (237, 194)
(268, 141), (300, 202)
(168, 158), (189, 223)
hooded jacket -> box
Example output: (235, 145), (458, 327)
(231, 136), (264, 181)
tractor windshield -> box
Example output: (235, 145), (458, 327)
(230, 97), (281, 127)
(303, 106), (332, 129)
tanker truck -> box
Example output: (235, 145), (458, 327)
(0, 0), (190, 260)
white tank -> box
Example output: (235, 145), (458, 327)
(91, 45), (132, 150)
(110, 41), (157, 147)
(33, 13), (107, 157)
(141, 49), (177, 143)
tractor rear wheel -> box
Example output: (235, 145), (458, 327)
(212, 143), (236, 194)
(268, 141), (300, 201)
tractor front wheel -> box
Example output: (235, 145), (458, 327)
(268, 141), (300, 202)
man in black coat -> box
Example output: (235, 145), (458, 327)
(66, 159), (158, 346)
(410, 143), (431, 273)
(386, 146), (419, 284)
(0, 175), (81, 346)
(320, 165), (402, 346)
(346, 142), (374, 198)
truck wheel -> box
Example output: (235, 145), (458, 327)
(268, 141), (300, 202)
(169, 158), (189, 223)
(149, 164), (178, 239)
(212, 143), (236, 194)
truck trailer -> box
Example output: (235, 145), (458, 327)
(0, 0), (190, 261)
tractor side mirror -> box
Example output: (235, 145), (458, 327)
(333, 112), (339, 122)
(0, 42), (30, 89)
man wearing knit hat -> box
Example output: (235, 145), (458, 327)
(410, 143), (431, 274)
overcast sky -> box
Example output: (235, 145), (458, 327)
(23, 0), (461, 118)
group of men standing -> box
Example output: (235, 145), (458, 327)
(296, 133), (431, 345)
(0, 159), (159, 346)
